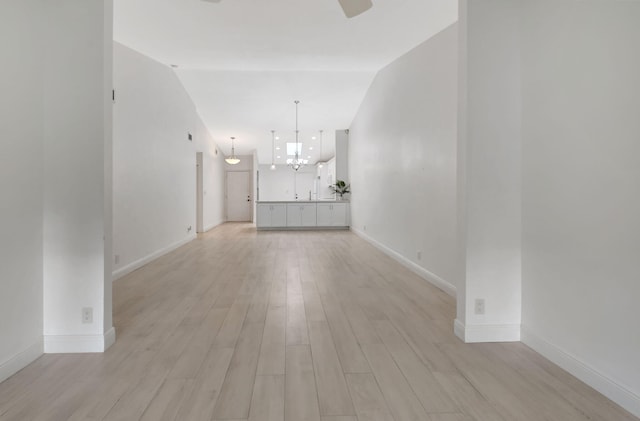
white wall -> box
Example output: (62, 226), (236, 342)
(0, 0), (45, 380)
(258, 165), (316, 201)
(42, 0), (113, 353)
(202, 150), (226, 231)
(455, 0), (522, 342)
(349, 24), (459, 294)
(1, 0), (114, 365)
(519, 0), (640, 414)
(457, 0), (640, 414)
(113, 42), (225, 279)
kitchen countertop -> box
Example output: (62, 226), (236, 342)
(256, 200), (350, 203)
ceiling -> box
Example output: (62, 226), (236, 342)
(113, 0), (457, 163)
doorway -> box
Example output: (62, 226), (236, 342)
(196, 152), (204, 233)
(227, 171), (252, 221)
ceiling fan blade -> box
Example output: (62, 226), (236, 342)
(337, 0), (373, 18)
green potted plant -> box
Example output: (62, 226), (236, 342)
(330, 180), (350, 200)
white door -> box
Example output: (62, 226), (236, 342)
(227, 171), (251, 221)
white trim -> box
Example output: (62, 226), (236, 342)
(44, 327), (117, 354)
(112, 234), (196, 281)
(454, 319), (520, 343)
(0, 338), (44, 383)
(350, 227), (456, 297)
(522, 326), (640, 418)
(104, 327), (116, 351)
(454, 319), (466, 341)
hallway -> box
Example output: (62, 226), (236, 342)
(0, 223), (636, 420)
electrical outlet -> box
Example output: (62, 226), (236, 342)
(417, 250), (422, 260)
(187, 226), (192, 232)
(82, 307), (93, 324)
(114, 254), (120, 265)
(474, 299), (485, 315)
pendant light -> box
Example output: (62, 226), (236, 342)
(225, 137), (240, 165)
(318, 130), (324, 168)
(289, 100), (304, 172)
(270, 130), (276, 170)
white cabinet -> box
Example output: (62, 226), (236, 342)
(257, 203), (287, 227)
(257, 201), (348, 230)
(317, 203), (348, 226)
(287, 203), (317, 227)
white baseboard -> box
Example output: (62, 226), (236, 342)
(0, 339), (44, 383)
(522, 327), (640, 418)
(104, 327), (116, 351)
(454, 319), (521, 343)
(350, 227), (456, 297)
(112, 234), (197, 281)
(44, 327), (117, 354)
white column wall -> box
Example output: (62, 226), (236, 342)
(42, 0), (113, 353)
(455, 0), (522, 342)
(0, 0), (45, 380)
(349, 25), (459, 294)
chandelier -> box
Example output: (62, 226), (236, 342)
(288, 100), (305, 172)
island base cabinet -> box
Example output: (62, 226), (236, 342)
(317, 202), (348, 226)
(257, 201), (349, 230)
(286, 203), (317, 227)
(257, 203), (287, 227)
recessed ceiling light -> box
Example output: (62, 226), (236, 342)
(275, 136), (280, 140)
(312, 136), (316, 140)
(276, 147), (280, 150)
(277, 155), (281, 159)
(309, 147), (313, 150)
(307, 155), (311, 159)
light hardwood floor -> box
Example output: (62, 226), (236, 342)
(0, 223), (637, 421)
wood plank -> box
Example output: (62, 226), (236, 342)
(285, 345), (321, 421)
(374, 320), (459, 413)
(174, 347), (235, 420)
(361, 344), (430, 421)
(213, 321), (264, 419)
(308, 321), (355, 416)
(212, 294), (252, 348)
(257, 306), (286, 375)
(140, 378), (192, 421)
(248, 375), (285, 421)
(345, 373), (395, 421)
(286, 295), (309, 345)
(321, 297), (371, 374)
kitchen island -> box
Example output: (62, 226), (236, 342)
(256, 200), (350, 230)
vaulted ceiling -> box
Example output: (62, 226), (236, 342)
(113, 0), (457, 163)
